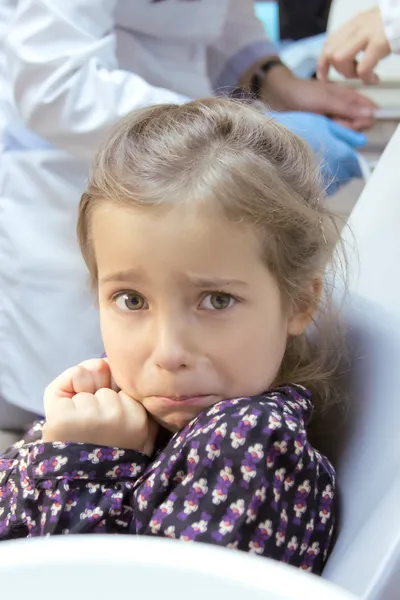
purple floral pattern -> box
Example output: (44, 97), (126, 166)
(0, 385), (336, 574)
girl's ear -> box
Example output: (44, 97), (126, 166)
(287, 278), (323, 337)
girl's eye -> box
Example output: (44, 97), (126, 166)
(200, 292), (235, 310)
(114, 292), (148, 311)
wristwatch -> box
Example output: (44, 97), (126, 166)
(249, 58), (285, 99)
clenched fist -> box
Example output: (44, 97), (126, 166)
(42, 358), (157, 455)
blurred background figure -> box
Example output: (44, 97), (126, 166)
(279, 0), (332, 40)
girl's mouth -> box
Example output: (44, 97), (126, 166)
(152, 395), (214, 408)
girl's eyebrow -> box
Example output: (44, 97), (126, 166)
(185, 276), (249, 288)
(100, 269), (248, 288)
(100, 268), (146, 284)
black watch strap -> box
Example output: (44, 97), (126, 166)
(250, 58), (284, 99)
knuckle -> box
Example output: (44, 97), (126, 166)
(375, 39), (388, 53)
(96, 388), (122, 420)
(332, 52), (346, 67)
(357, 61), (372, 77)
(79, 358), (106, 372)
(96, 387), (117, 400)
(72, 365), (87, 377)
(357, 66), (369, 78)
(43, 382), (54, 399)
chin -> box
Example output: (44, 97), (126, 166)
(153, 411), (199, 433)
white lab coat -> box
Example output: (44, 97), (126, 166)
(381, 0), (400, 52)
(0, 0), (15, 138)
(0, 0), (275, 416)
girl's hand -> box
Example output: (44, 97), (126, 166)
(42, 358), (158, 455)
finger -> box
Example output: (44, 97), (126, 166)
(78, 358), (113, 391)
(43, 387), (75, 421)
(317, 54), (331, 82)
(70, 366), (98, 396)
(100, 357), (120, 392)
(44, 385), (96, 427)
(347, 115), (374, 132)
(71, 391), (100, 417)
(118, 390), (151, 452)
(94, 387), (122, 421)
(332, 117), (354, 129)
(351, 91), (378, 110)
(336, 106), (375, 132)
(365, 72), (380, 86)
(357, 44), (385, 84)
(317, 22), (356, 79)
(332, 84), (377, 109)
(118, 390), (147, 423)
(328, 120), (367, 147)
(326, 88), (375, 122)
(331, 54), (359, 80)
(43, 392), (99, 442)
(331, 117), (370, 132)
(44, 365), (96, 405)
(329, 33), (369, 79)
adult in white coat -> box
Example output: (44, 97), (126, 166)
(0, 0), (15, 142)
(318, 0), (400, 83)
(0, 0), (37, 429)
(0, 0), (376, 421)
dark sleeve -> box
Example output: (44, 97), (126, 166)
(0, 422), (150, 539)
(136, 401), (336, 574)
(1, 421), (43, 459)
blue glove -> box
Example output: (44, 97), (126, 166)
(268, 112), (367, 195)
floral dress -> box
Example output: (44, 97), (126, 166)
(0, 384), (336, 574)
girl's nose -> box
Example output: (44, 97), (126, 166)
(152, 319), (192, 372)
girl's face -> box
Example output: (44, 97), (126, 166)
(93, 203), (307, 432)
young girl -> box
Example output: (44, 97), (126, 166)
(0, 98), (341, 574)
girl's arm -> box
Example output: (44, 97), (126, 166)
(0, 421), (150, 539)
(135, 396), (336, 574)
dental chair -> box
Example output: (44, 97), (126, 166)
(0, 130), (399, 600)
(320, 126), (400, 599)
(0, 535), (357, 600)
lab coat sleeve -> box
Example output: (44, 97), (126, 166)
(380, 0), (400, 53)
(0, 0), (13, 62)
(0, 0), (15, 131)
(6, 0), (189, 158)
(207, 0), (279, 92)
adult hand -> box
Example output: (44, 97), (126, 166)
(263, 65), (376, 130)
(317, 7), (391, 85)
(42, 358), (158, 455)
(269, 111), (366, 195)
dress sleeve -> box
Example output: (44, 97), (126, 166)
(207, 0), (278, 91)
(0, 422), (150, 539)
(380, 0), (400, 53)
(136, 398), (336, 574)
(0, 421), (43, 460)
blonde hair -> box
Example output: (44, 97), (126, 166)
(78, 98), (345, 415)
